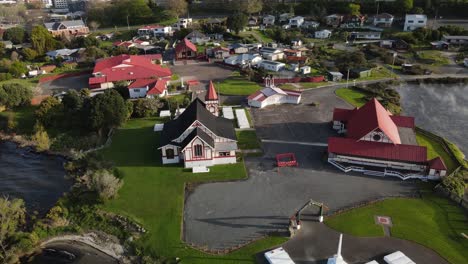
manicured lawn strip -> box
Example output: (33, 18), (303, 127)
(335, 87), (368, 107)
(236, 130), (260, 150)
(101, 118), (286, 263)
(417, 51), (450, 66)
(218, 75), (262, 96)
(416, 131), (459, 173)
(325, 193), (468, 264)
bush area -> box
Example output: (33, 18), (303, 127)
(326, 191), (468, 264)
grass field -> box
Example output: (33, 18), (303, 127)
(236, 130), (261, 150)
(416, 131), (459, 173)
(335, 87), (368, 107)
(326, 191), (468, 264)
(417, 50), (450, 66)
(218, 73), (262, 96)
(101, 118), (286, 263)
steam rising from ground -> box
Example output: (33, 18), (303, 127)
(396, 82), (468, 156)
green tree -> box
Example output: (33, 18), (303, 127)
(8, 61), (27, 77)
(167, 0), (188, 18)
(32, 123), (50, 151)
(411, 7), (424, 14)
(112, 0), (153, 25)
(396, 0), (414, 14)
(30, 25), (61, 55)
(227, 12), (248, 34)
(233, 0), (263, 14)
(0, 83), (32, 108)
(132, 98), (164, 118)
(85, 90), (128, 134)
(4, 27), (25, 44)
(90, 170), (123, 201)
(35, 96), (62, 127)
(0, 197), (26, 262)
(347, 3), (361, 16)
(22, 48), (38, 61)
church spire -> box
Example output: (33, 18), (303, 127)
(206, 81), (218, 101)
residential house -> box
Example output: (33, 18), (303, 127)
(430, 40), (449, 50)
(328, 71), (343, 82)
(158, 97), (238, 169)
(300, 66), (311, 75)
(328, 98), (447, 180)
(113, 40), (136, 49)
(350, 31), (382, 40)
(248, 17), (259, 26)
(441, 35), (468, 46)
(128, 79), (168, 99)
(315, 29), (332, 39)
(185, 30), (210, 45)
(205, 18), (225, 27)
(350, 68), (372, 78)
(289, 16), (304, 28)
(138, 25), (173, 37)
(46, 48), (84, 62)
(248, 77), (301, 108)
(464, 58), (468, 67)
(284, 49), (302, 57)
(263, 15), (275, 26)
(258, 60), (285, 72)
(373, 13), (394, 27)
(380, 40), (393, 49)
(44, 19), (89, 37)
(291, 39), (303, 49)
(404, 14), (427, 31)
(176, 17), (192, 29)
(88, 54), (172, 89)
(260, 47), (284, 61)
(224, 53), (262, 67)
(175, 39), (198, 60)
(207, 47), (230, 59)
(286, 56), (308, 65)
(341, 15), (365, 28)
(325, 14), (343, 28)
(303, 21), (320, 29)
(229, 43), (249, 54)
(279, 13), (292, 23)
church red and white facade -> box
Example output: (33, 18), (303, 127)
(158, 83), (237, 170)
(328, 99), (447, 180)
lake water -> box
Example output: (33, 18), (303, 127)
(0, 141), (71, 215)
(395, 82), (468, 155)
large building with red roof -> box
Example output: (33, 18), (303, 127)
(88, 55), (171, 98)
(328, 99), (447, 180)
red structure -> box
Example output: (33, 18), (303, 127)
(276, 153), (298, 167)
(175, 38), (197, 60)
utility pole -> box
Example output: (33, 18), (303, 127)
(391, 52), (397, 78)
(376, 0), (380, 15)
(127, 14), (130, 30)
(346, 69), (350, 88)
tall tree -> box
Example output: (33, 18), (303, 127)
(30, 25), (60, 55)
(167, 0), (188, 18)
(396, 0), (414, 14)
(347, 3), (361, 16)
(0, 197), (26, 262)
(227, 12), (248, 34)
(233, 0), (263, 14)
(85, 89), (128, 135)
(4, 27), (25, 44)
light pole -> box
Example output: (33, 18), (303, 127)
(391, 52), (397, 78)
(346, 69), (350, 88)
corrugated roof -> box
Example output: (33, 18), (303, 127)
(175, 38), (197, 53)
(428, 157), (447, 170)
(328, 137), (428, 163)
(347, 98), (401, 144)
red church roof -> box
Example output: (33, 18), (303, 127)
(328, 137), (428, 163)
(89, 55), (171, 87)
(175, 38), (197, 53)
(346, 99), (401, 144)
(428, 157), (447, 170)
(206, 81), (218, 100)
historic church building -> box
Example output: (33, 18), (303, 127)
(158, 82), (237, 169)
(328, 98), (447, 180)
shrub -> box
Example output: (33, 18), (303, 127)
(0, 83), (33, 109)
(441, 172), (466, 198)
(90, 170), (123, 201)
(31, 123), (50, 151)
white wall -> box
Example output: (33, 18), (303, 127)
(129, 87), (149, 99)
(331, 154), (426, 172)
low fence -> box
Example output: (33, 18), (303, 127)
(435, 184), (468, 211)
(263, 75), (325, 85)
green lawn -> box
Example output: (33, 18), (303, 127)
(101, 118), (286, 263)
(0, 106), (37, 135)
(335, 87), (368, 107)
(236, 130), (261, 150)
(218, 74), (262, 96)
(326, 192), (468, 264)
(417, 50), (450, 66)
(416, 131), (459, 173)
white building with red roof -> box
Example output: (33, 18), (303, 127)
(128, 79), (168, 99)
(328, 99), (447, 180)
(88, 54), (171, 90)
(247, 77), (302, 108)
(138, 25), (173, 36)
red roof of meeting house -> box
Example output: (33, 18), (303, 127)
(328, 137), (428, 163)
(334, 99), (403, 144)
(89, 55), (171, 86)
(175, 38), (197, 53)
(206, 81), (218, 100)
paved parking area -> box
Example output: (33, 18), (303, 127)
(37, 74), (91, 96)
(183, 88), (418, 250)
(170, 62), (233, 86)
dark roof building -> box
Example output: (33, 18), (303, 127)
(329, 98), (447, 180)
(159, 98), (237, 170)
